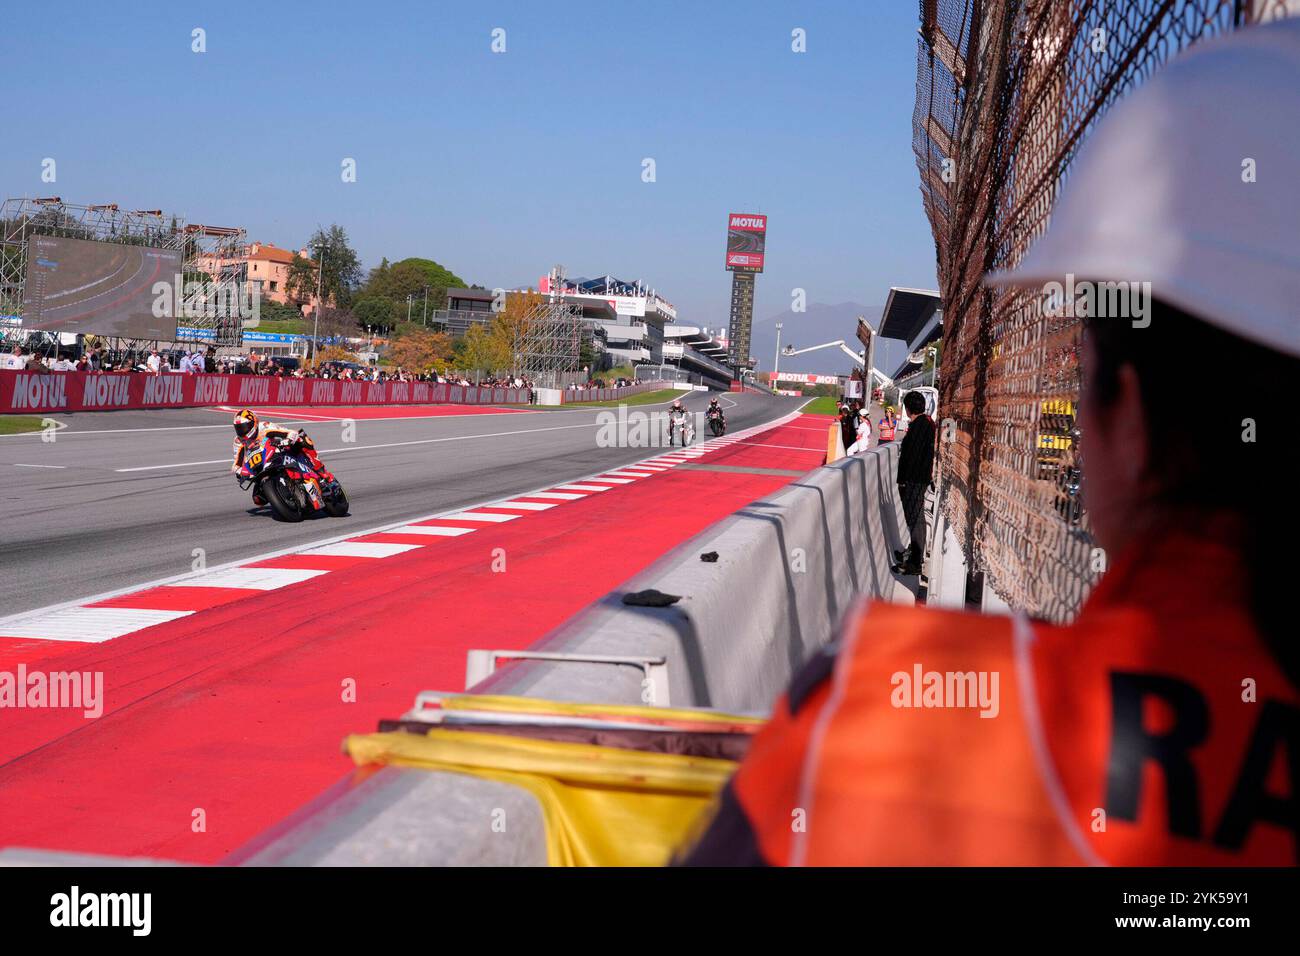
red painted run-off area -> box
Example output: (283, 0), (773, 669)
(0, 413), (835, 863)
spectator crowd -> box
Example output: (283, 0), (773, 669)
(1, 343), (535, 393)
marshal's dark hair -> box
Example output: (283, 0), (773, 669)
(1085, 300), (1294, 686)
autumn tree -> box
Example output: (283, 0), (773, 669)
(386, 327), (452, 374)
(457, 322), (510, 378)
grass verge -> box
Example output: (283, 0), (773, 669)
(0, 416), (47, 435)
(802, 396), (841, 415)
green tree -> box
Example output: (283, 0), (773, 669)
(352, 255), (466, 324)
(353, 296), (398, 332)
(255, 299), (306, 326)
(289, 225), (363, 307)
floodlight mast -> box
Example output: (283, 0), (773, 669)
(781, 339), (864, 365)
(780, 339), (895, 391)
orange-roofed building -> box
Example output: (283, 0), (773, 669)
(196, 241), (322, 316)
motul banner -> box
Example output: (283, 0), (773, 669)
(0, 371), (528, 414)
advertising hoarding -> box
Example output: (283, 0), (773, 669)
(725, 213), (767, 273)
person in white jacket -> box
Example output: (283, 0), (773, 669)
(846, 408), (872, 455)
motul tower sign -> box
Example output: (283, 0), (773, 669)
(725, 212), (765, 374)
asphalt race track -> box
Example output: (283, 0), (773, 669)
(0, 391), (800, 618)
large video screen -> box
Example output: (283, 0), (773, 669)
(725, 212), (766, 273)
(21, 235), (182, 339)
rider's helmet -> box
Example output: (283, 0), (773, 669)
(672, 399), (683, 411)
(709, 397), (719, 406)
(233, 408), (258, 440)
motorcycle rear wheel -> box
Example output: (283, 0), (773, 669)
(262, 475), (306, 522)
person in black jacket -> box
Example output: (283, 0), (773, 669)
(838, 402), (855, 452)
(892, 390), (936, 574)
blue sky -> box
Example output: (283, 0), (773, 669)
(5, 0), (937, 340)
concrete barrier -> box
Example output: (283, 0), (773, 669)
(232, 443), (913, 865)
(471, 442), (910, 711)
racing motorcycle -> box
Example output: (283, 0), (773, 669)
(707, 408), (726, 437)
(238, 432), (349, 522)
(678, 415), (696, 446)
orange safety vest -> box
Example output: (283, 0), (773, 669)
(682, 522), (1297, 866)
(878, 418), (897, 441)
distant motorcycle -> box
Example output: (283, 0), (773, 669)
(707, 409), (726, 436)
(238, 433), (348, 522)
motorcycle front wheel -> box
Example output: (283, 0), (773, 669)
(262, 474), (307, 522)
(324, 480), (350, 517)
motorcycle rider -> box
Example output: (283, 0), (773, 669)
(706, 397), (726, 433)
(231, 409), (323, 506)
(667, 398), (688, 445)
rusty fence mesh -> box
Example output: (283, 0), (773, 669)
(912, 0), (1293, 620)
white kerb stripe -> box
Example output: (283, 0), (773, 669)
(302, 542), (424, 558)
(590, 476), (634, 484)
(386, 524), (477, 536)
(0, 607), (194, 644)
(440, 510), (519, 522)
(169, 567), (329, 590)
(553, 484), (610, 492)
(488, 500), (557, 511)
(515, 491), (585, 500)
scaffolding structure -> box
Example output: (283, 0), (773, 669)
(513, 266), (584, 388)
(912, 0), (1293, 621)
(0, 196), (246, 355)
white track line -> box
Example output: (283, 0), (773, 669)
(114, 421), (604, 472)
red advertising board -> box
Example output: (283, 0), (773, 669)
(0, 371), (529, 414)
(725, 212), (767, 273)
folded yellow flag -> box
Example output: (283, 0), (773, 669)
(346, 728), (736, 867)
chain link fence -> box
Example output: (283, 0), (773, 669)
(913, 0), (1294, 620)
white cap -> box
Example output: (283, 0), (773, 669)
(986, 17), (1300, 358)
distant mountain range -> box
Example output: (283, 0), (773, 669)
(748, 301), (910, 377)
